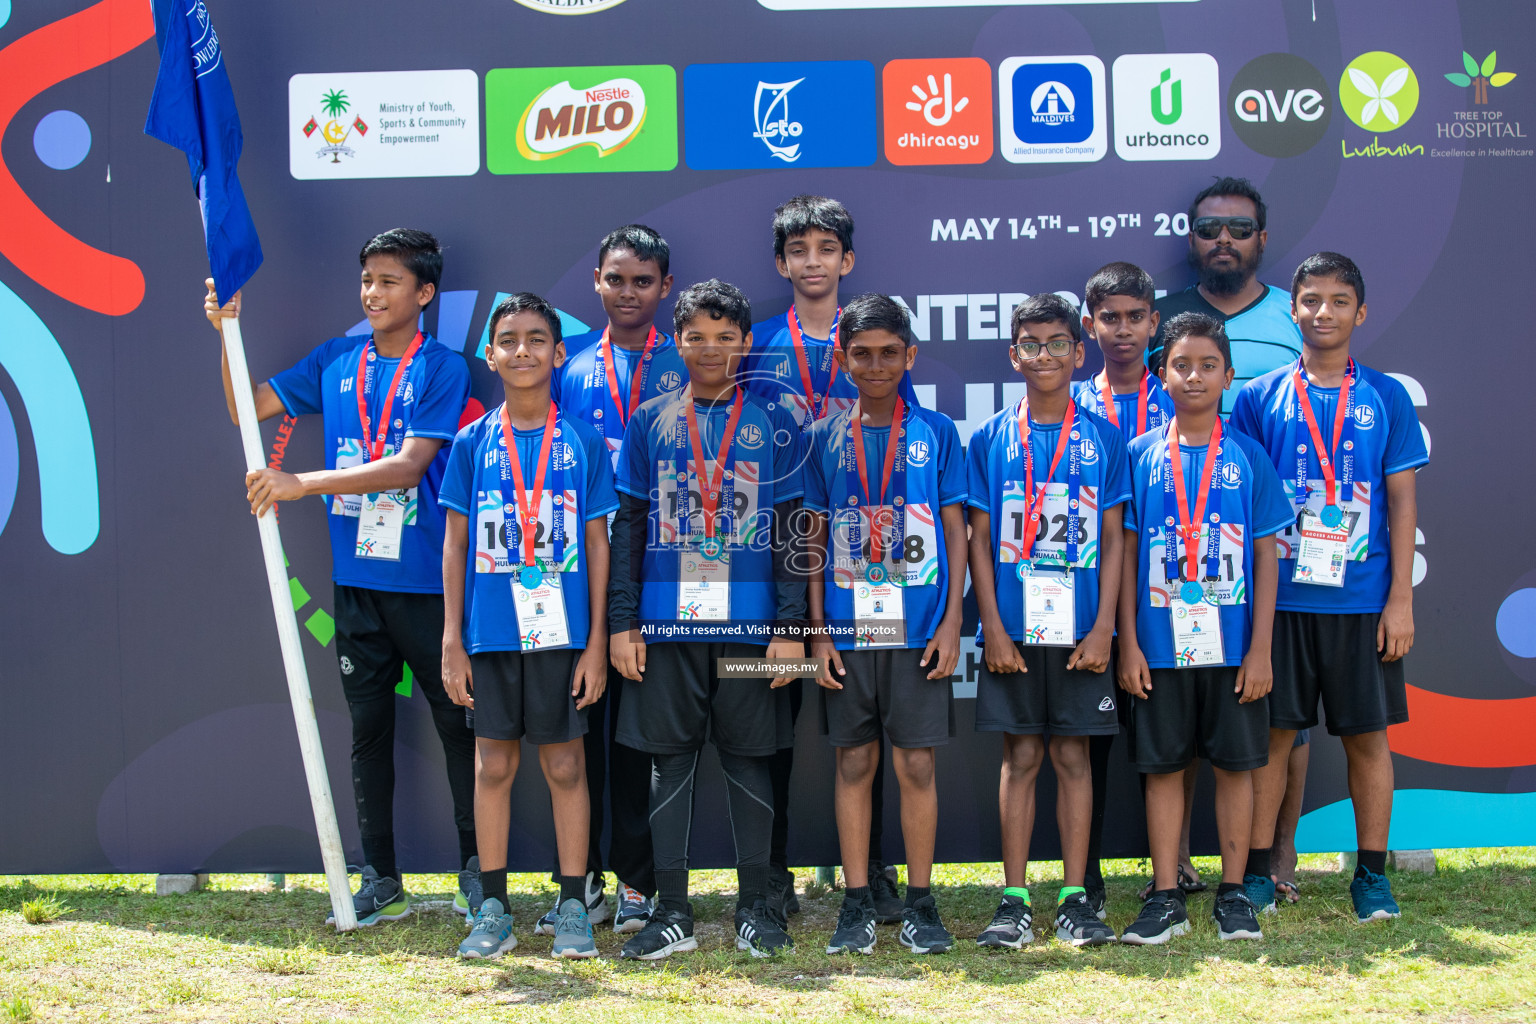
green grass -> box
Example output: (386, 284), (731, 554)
(2, 851), (1534, 1023)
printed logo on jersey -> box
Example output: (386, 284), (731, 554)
(1222, 460), (1243, 487)
(882, 58), (993, 165)
(1112, 53), (1221, 161)
(684, 61), (877, 170)
(555, 441), (577, 469)
(486, 65), (678, 175)
(738, 423), (765, 448)
(658, 370), (683, 392)
(907, 439), (931, 466)
(402, 381), (415, 405)
(1228, 53), (1331, 157)
(1079, 435), (1099, 464)
(339, 656), (355, 675)
(1352, 403), (1377, 428)
(1339, 52), (1420, 132)
(999, 56), (1107, 163)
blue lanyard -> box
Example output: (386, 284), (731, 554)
(1161, 428), (1223, 585)
(841, 402), (908, 574)
(1288, 358), (1358, 507)
(498, 408), (566, 571)
(673, 392), (739, 544)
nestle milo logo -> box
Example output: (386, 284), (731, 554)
(517, 78), (646, 159)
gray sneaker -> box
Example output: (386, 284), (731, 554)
(458, 898), (517, 959)
(551, 897), (598, 959)
(326, 866), (410, 927)
(535, 872), (608, 935)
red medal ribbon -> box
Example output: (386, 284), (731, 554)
(1015, 399), (1075, 560)
(1095, 367), (1151, 435)
(851, 395), (905, 563)
(498, 400), (558, 568)
(1166, 417), (1224, 579)
(600, 325), (657, 429)
(683, 385), (745, 541)
(788, 305), (841, 423)
(356, 331), (424, 463)
(1293, 361), (1355, 508)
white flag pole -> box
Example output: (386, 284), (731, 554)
(218, 313), (358, 932)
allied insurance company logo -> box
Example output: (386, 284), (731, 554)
(998, 56), (1107, 163)
(300, 88), (368, 163)
(1226, 53), (1330, 158)
(882, 58), (993, 165)
(486, 65), (677, 174)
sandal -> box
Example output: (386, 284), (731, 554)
(1177, 864), (1208, 893)
(1274, 879), (1300, 903)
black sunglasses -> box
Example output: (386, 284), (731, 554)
(1192, 216), (1259, 241)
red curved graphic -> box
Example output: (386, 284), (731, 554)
(0, 0), (153, 316)
(1389, 685), (1536, 768)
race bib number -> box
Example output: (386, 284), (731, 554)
(473, 489), (579, 574)
(656, 458), (763, 547)
(513, 571), (572, 650)
(998, 483), (1100, 569)
(829, 503), (939, 589)
(332, 439), (418, 522)
(1275, 479), (1370, 563)
(1146, 523), (1248, 607)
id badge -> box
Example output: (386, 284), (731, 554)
(1291, 507), (1351, 587)
(355, 492), (405, 560)
(1021, 566), (1075, 647)
(678, 551), (730, 621)
(854, 578), (905, 648)
(1170, 589), (1224, 667)
(513, 570), (572, 650)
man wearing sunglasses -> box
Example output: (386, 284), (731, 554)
(1150, 178), (1303, 411)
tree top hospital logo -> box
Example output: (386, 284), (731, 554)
(1339, 52), (1419, 132)
(1112, 53), (1221, 161)
(1446, 51), (1516, 106)
(882, 58), (993, 165)
(1228, 53), (1331, 157)
(486, 65), (677, 174)
(999, 56), (1106, 164)
(684, 61), (877, 170)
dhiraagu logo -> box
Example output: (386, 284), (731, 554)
(1340, 52), (1419, 131)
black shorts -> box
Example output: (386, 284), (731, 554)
(1270, 611), (1408, 736)
(974, 642), (1119, 736)
(818, 648), (955, 749)
(469, 649), (588, 745)
(333, 585), (454, 708)
(615, 642), (792, 757)
(1129, 667), (1270, 774)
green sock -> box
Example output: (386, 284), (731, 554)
(1059, 886), (1086, 903)
(1004, 886), (1030, 905)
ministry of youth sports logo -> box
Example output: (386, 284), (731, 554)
(754, 79), (804, 162)
(301, 88), (368, 163)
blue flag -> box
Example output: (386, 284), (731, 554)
(144, 0), (262, 305)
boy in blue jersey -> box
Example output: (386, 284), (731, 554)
(203, 229), (476, 925)
(1232, 253), (1428, 923)
(805, 294), (966, 956)
(1115, 313), (1292, 946)
(609, 280), (808, 960)
(967, 294), (1129, 950)
(1071, 261), (1177, 913)
(549, 225), (685, 935)
(440, 294), (617, 960)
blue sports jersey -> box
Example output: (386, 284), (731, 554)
(1072, 374), (1176, 442)
(1152, 285), (1304, 412)
(966, 401), (1132, 641)
(617, 386), (805, 641)
(1124, 423), (1294, 668)
(268, 333), (469, 594)
(557, 329), (689, 469)
(743, 310), (918, 432)
(1231, 360), (1428, 614)
(439, 406), (617, 654)
(804, 405), (966, 650)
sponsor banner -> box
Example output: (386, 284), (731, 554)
(1227, 53), (1331, 158)
(683, 60), (877, 170)
(883, 58), (993, 165)
(288, 70), (480, 180)
(485, 65), (678, 174)
(999, 55), (1108, 163)
(1112, 52), (1222, 161)
(511, 0), (630, 11)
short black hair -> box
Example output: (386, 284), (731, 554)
(598, 223), (670, 278)
(837, 293), (913, 350)
(673, 279), (752, 338)
(1010, 292), (1081, 343)
(359, 228), (443, 300)
(1291, 251), (1365, 305)
(1187, 176), (1267, 232)
(489, 292), (562, 346)
(772, 194), (854, 260)
(1084, 261), (1156, 315)
(1159, 311), (1231, 369)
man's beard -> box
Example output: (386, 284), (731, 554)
(1188, 240), (1264, 296)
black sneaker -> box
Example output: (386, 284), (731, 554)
(1055, 891), (1117, 946)
(1212, 888), (1263, 941)
(455, 856), (483, 921)
(1120, 889), (1189, 946)
(620, 903), (697, 960)
(976, 894), (1033, 948)
(826, 891), (877, 955)
(766, 868), (800, 919)
(1084, 881), (1108, 922)
(869, 863), (903, 925)
(736, 899), (795, 957)
(898, 895), (954, 954)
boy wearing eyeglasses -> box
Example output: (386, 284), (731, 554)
(1150, 178), (1302, 407)
(966, 294), (1130, 950)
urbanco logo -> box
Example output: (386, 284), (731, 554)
(1112, 53), (1221, 161)
(1339, 52), (1419, 132)
(1227, 53), (1331, 157)
(999, 56), (1107, 164)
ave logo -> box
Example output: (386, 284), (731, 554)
(882, 58), (993, 165)
(1228, 53), (1331, 157)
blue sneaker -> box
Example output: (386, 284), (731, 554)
(455, 856), (482, 921)
(1350, 866), (1401, 923)
(551, 897), (598, 959)
(1243, 873), (1278, 916)
(459, 898), (517, 959)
